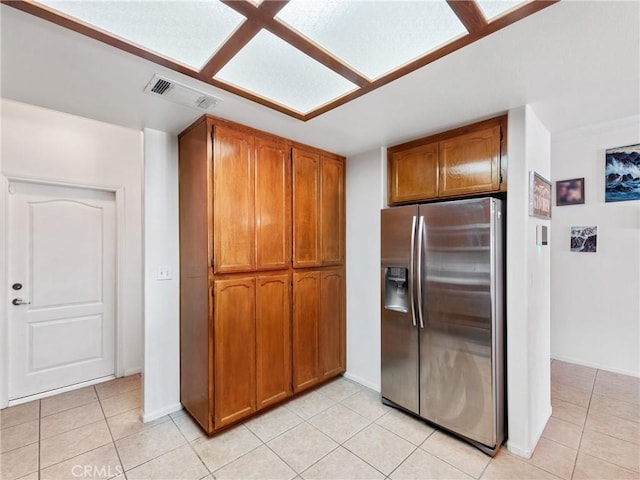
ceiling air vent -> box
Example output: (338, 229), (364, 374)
(144, 74), (222, 111)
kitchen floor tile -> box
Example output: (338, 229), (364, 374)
(285, 391), (336, 420)
(0, 419), (39, 453)
(308, 404), (370, 443)
(100, 387), (142, 418)
(341, 390), (391, 421)
(40, 419), (112, 469)
(214, 445), (296, 480)
(541, 416), (583, 449)
(40, 443), (123, 480)
(41, 401), (104, 439)
(267, 422), (338, 472)
(421, 430), (490, 478)
(244, 406), (303, 443)
(390, 448), (472, 480)
(41, 386), (98, 417)
(593, 374), (640, 405)
(551, 397), (587, 427)
(551, 360), (597, 380)
(0, 443), (39, 480)
(115, 420), (186, 471)
(0, 401), (39, 430)
(551, 382), (591, 408)
(376, 409), (434, 446)
(192, 424), (262, 472)
(585, 409), (640, 444)
(572, 452), (639, 479)
(301, 446), (384, 480)
(125, 444), (208, 480)
(171, 410), (206, 442)
(316, 377), (363, 403)
(579, 429), (640, 472)
(95, 374), (141, 401)
(480, 449), (561, 480)
(343, 424), (415, 476)
(524, 437), (577, 480)
(106, 408), (169, 441)
(588, 393), (640, 423)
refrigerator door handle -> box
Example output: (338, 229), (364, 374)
(417, 216), (425, 329)
(409, 215), (417, 327)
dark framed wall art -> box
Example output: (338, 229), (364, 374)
(556, 178), (585, 206)
(529, 171), (551, 218)
(605, 144), (640, 202)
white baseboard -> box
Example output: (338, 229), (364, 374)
(124, 367), (143, 376)
(506, 404), (552, 459)
(551, 355), (639, 378)
(343, 371), (380, 392)
(142, 402), (182, 423)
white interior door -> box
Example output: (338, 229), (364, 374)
(8, 181), (116, 400)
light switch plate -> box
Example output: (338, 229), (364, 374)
(536, 225), (548, 246)
(157, 266), (171, 280)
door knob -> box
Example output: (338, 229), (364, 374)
(12, 298), (30, 306)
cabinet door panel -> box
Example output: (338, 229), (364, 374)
(256, 137), (290, 271)
(292, 271), (320, 391)
(213, 126), (255, 273)
(388, 142), (438, 204)
(292, 149), (320, 268)
(439, 126), (501, 197)
(320, 269), (345, 378)
(256, 274), (291, 409)
(214, 278), (256, 428)
(320, 157), (344, 265)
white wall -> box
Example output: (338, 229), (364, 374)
(506, 105), (552, 458)
(345, 148), (386, 391)
(550, 116), (640, 376)
(0, 99), (144, 407)
(142, 129), (181, 420)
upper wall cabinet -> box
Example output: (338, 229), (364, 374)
(387, 115), (507, 205)
(213, 125), (290, 273)
(292, 147), (345, 268)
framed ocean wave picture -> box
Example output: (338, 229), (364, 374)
(605, 144), (640, 202)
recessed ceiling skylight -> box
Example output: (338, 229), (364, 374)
(37, 0), (245, 70)
(476, 0), (529, 21)
(215, 30), (358, 115)
(276, 0), (467, 80)
(11, 0), (555, 120)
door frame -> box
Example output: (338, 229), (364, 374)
(0, 175), (127, 407)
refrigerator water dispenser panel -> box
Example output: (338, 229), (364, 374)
(384, 267), (409, 313)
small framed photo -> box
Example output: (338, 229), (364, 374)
(529, 171), (551, 218)
(556, 178), (585, 206)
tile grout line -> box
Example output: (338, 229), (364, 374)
(569, 368), (597, 480)
(170, 413), (212, 476)
(94, 385), (126, 479)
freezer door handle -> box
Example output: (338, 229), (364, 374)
(416, 216), (425, 329)
(409, 215), (417, 327)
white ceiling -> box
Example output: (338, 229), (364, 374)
(1, 1), (638, 157)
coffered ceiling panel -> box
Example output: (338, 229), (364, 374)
(3, 0), (558, 121)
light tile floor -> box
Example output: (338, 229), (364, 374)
(1, 360), (638, 479)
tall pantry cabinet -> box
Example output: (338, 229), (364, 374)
(178, 116), (346, 434)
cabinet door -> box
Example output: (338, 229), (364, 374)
(320, 156), (345, 265)
(319, 269), (345, 378)
(255, 137), (290, 271)
(292, 148), (321, 268)
(292, 271), (320, 391)
(214, 278), (256, 428)
(213, 126), (255, 273)
(388, 142), (438, 204)
(256, 274), (291, 409)
(439, 125), (501, 197)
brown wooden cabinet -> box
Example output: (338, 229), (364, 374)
(387, 115), (507, 204)
(213, 125), (290, 273)
(388, 142), (438, 204)
(179, 115), (345, 434)
(292, 268), (346, 392)
(293, 148), (345, 268)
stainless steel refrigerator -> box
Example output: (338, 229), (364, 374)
(381, 197), (504, 455)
